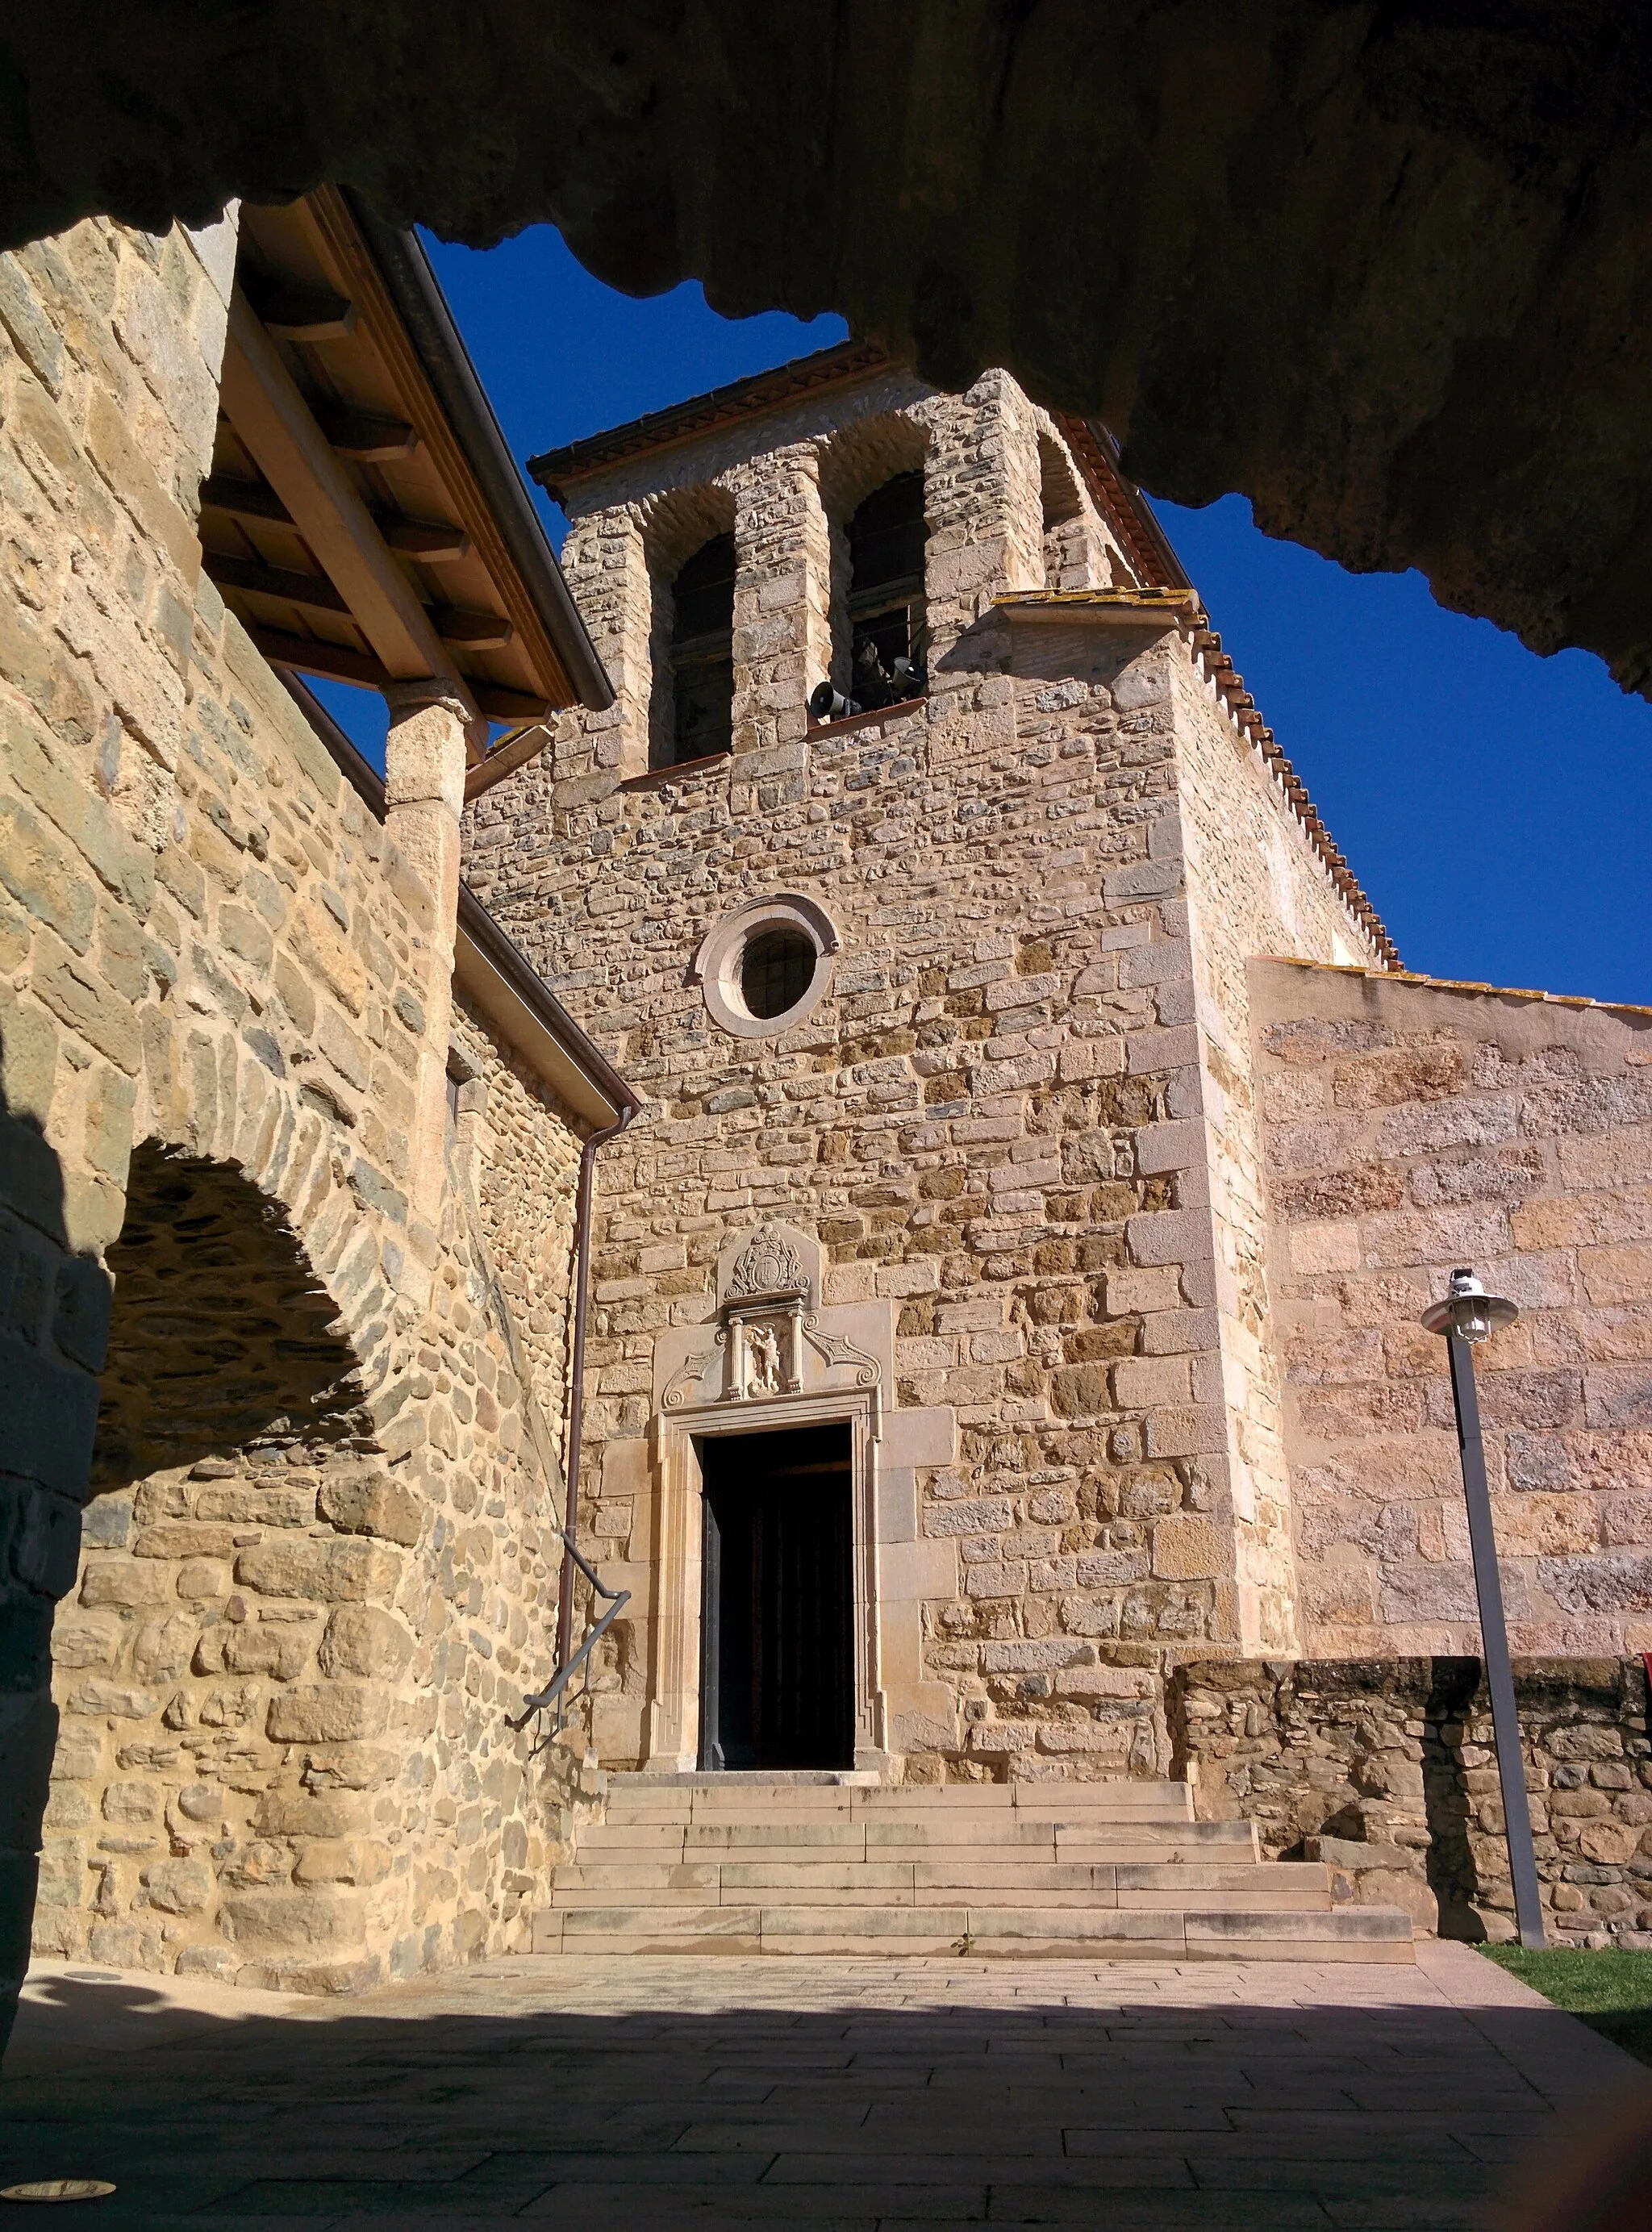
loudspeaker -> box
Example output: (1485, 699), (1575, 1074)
(809, 682), (860, 722)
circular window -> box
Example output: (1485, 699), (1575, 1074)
(740, 928), (816, 1020)
(694, 895), (841, 1039)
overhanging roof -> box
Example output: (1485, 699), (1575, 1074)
(207, 187), (612, 774)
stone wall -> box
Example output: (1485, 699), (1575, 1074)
(465, 371), (1385, 1774)
(1254, 957), (1652, 1659)
(1, 208), (593, 2031)
(448, 999), (583, 1479)
(23, 568), (594, 1990)
(1172, 1654), (1652, 1946)
(1159, 631), (1378, 1658)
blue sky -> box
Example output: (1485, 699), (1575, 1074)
(319, 223), (1652, 1008)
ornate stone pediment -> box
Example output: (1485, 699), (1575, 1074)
(726, 1224), (807, 1303)
(657, 1222), (887, 1416)
(716, 1220), (820, 1309)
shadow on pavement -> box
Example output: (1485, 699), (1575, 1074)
(2, 1964), (1648, 2230)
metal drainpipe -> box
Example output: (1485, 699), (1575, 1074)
(556, 1100), (636, 1675)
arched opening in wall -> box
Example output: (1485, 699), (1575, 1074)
(843, 472), (927, 710)
(31, 1141), (390, 1975)
(661, 531), (736, 768)
(90, 1141), (372, 1492)
(813, 415), (930, 722)
(1038, 430), (1089, 590)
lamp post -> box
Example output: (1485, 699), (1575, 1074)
(1420, 1268), (1546, 1950)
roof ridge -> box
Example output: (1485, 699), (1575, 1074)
(528, 338), (895, 498)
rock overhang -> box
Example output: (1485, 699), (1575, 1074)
(7, 5), (1652, 692)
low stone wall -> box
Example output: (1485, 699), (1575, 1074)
(1170, 1655), (1652, 1944)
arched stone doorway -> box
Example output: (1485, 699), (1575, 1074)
(35, 1141), (411, 1987)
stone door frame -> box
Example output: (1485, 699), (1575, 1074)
(644, 1385), (889, 1773)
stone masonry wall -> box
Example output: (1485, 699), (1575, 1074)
(465, 372), (1383, 1775)
(27, 571), (592, 1991)
(1173, 1654), (1652, 1946)
(448, 996), (584, 1481)
(2, 209), (590, 2025)
(1168, 648), (1379, 1660)
(1254, 957), (1652, 1659)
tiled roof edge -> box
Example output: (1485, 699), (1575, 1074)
(528, 339), (897, 499)
(1257, 954), (1652, 1022)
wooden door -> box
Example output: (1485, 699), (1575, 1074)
(698, 1423), (853, 1770)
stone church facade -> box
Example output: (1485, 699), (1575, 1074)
(467, 345), (1652, 1813)
(6, 192), (1652, 2025)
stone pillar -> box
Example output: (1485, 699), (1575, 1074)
(729, 447), (832, 756)
(384, 684), (469, 1227)
(558, 507), (653, 780)
(451, 1074), (491, 1200)
(924, 373), (1045, 670)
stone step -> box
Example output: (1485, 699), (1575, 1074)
(554, 1855), (1322, 1891)
(530, 1902), (1415, 1962)
(603, 1776), (1195, 1824)
(609, 1770), (881, 1789)
(579, 1816), (1259, 1859)
(549, 1858), (1337, 1912)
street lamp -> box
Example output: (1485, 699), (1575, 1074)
(1420, 1268), (1546, 1949)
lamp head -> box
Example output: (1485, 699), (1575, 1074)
(1420, 1266), (1519, 1345)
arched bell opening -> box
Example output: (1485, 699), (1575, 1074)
(662, 531), (736, 766)
(814, 416), (931, 720)
(643, 484), (739, 771)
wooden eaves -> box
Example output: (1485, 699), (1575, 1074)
(206, 187), (611, 784)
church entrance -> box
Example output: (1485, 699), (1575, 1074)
(697, 1422), (855, 1771)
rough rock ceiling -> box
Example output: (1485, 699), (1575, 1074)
(7, 3), (1652, 691)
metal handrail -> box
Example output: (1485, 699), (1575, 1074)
(507, 1535), (630, 1754)
(448, 1108), (636, 1762)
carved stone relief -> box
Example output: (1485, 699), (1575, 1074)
(656, 1222), (886, 1417)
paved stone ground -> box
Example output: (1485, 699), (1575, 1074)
(1, 1944), (1645, 2228)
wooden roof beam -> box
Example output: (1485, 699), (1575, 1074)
(202, 474), (469, 561)
(204, 551), (350, 615)
(462, 721), (553, 803)
(210, 556), (511, 659)
(320, 407), (417, 461)
(219, 290), (476, 723)
(200, 474), (294, 526)
(249, 627), (388, 688)
(251, 625), (547, 724)
(382, 516), (469, 561)
(258, 285), (357, 344)
(436, 607), (512, 651)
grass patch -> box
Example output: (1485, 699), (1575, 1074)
(1480, 1945), (1652, 2066)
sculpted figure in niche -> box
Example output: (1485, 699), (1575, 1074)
(748, 1321), (782, 1396)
